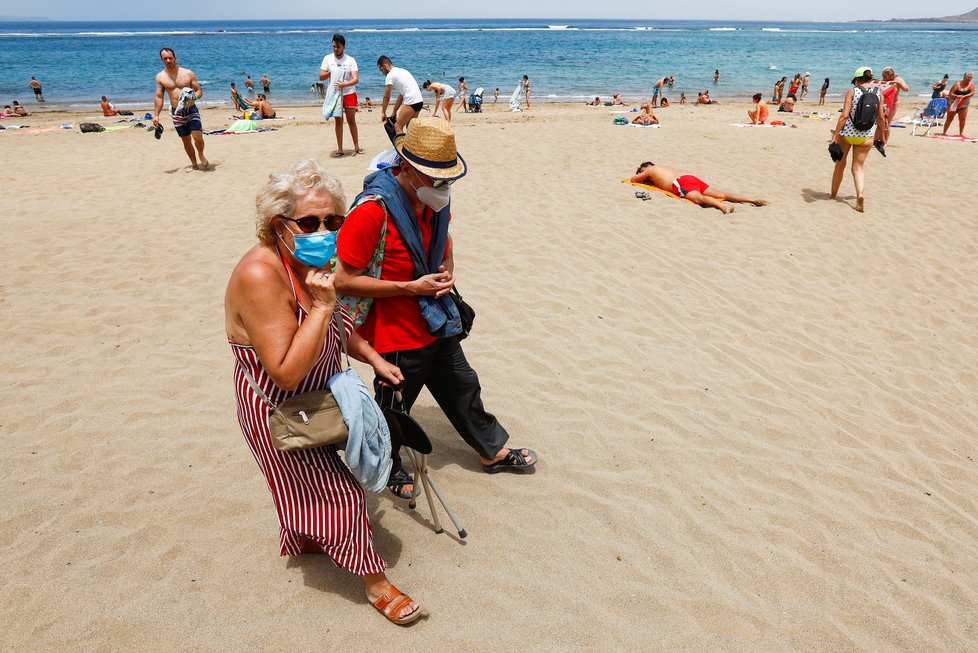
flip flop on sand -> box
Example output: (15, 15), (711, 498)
(331, 150), (345, 158)
(368, 586), (422, 626)
(355, 148), (365, 154)
(482, 448), (537, 474)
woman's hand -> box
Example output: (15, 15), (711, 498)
(304, 268), (336, 309)
(372, 358), (404, 387)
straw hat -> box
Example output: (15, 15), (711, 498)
(394, 117), (467, 180)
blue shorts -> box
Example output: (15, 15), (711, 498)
(653, 87), (660, 97)
(172, 104), (202, 137)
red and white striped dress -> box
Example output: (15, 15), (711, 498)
(230, 263), (387, 575)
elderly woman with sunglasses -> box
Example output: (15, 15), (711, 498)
(224, 158), (422, 626)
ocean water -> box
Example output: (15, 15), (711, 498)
(1, 18), (977, 109)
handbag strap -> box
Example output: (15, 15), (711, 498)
(239, 309), (348, 409)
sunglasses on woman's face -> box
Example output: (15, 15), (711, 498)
(279, 214), (345, 233)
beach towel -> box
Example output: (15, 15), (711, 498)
(321, 83), (343, 121)
(620, 178), (690, 202)
(628, 123), (661, 128)
(729, 123), (794, 128)
(929, 134), (978, 143)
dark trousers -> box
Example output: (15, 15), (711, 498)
(374, 337), (510, 469)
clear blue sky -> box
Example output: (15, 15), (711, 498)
(2, 1), (976, 22)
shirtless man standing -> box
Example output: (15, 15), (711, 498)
(630, 161), (770, 214)
(153, 48), (208, 170)
(651, 75), (669, 107)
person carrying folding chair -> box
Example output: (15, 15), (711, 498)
(333, 118), (538, 499)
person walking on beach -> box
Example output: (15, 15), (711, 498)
(630, 161), (770, 214)
(319, 33), (362, 157)
(522, 74), (531, 109)
(801, 73), (811, 100)
(457, 77), (468, 113)
(942, 72), (975, 138)
(153, 48), (208, 170)
(225, 158), (422, 626)
(259, 74), (270, 94)
(494, 87), (499, 103)
(819, 78), (830, 106)
(29, 76), (44, 102)
(333, 118), (539, 499)
(830, 67), (887, 213)
(377, 55), (423, 137)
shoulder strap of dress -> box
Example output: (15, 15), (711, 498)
(279, 251), (300, 303)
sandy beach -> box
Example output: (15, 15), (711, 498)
(2, 99), (977, 651)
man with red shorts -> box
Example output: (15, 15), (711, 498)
(630, 161), (770, 214)
(334, 118), (538, 498)
(319, 33), (362, 157)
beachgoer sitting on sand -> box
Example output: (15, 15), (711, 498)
(679, 92), (686, 104)
(100, 95), (121, 116)
(630, 161), (770, 214)
(11, 101), (29, 116)
(632, 112), (659, 125)
(589, 96), (602, 106)
(1, 105), (13, 117)
(778, 94), (796, 112)
(749, 93), (769, 124)
(224, 158), (422, 626)
(696, 90), (719, 105)
(251, 93), (276, 119)
(660, 97), (670, 107)
(612, 93), (624, 105)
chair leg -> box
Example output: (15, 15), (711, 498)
(404, 448), (467, 539)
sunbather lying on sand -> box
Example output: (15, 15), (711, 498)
(630, 161), (770, 214)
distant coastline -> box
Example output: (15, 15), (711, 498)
(867, 6), (978, 23)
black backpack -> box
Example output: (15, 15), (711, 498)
(851, 87), (880, 131)
(79, 122), (105, 133)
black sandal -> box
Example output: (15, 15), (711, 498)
(387, 466), (415, 500)
(482, 448), (538, 474)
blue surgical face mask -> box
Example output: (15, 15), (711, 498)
(279, 229), (337, 268)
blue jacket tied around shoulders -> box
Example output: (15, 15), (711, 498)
(357, 167), (463, 339)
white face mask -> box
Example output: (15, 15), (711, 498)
(406, 168), (452, 212)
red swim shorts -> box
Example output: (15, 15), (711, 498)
(342, 92), (358, 108)
(672, 175), (710, 197)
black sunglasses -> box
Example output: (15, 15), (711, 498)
(279, 214), (345, 233)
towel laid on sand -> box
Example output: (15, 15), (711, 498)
(621, 178), (689, 202)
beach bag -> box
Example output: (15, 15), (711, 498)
(79, 123), (105, 133)
(852, 87), (880, 131)
(333, 196), (388, 328)
(239, 312), (349, 451)
(449, 287), (475, 340)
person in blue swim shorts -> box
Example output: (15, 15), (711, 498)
(153, 47), (209, 170)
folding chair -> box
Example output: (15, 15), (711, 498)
(911, 98), (947, 136)
(380, 387), (467, 539)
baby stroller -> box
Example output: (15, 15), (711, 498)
(911, 97), (948, 136)
(467, 87), (484, 113)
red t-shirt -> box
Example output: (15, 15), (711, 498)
(337, 191), (449, 354)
